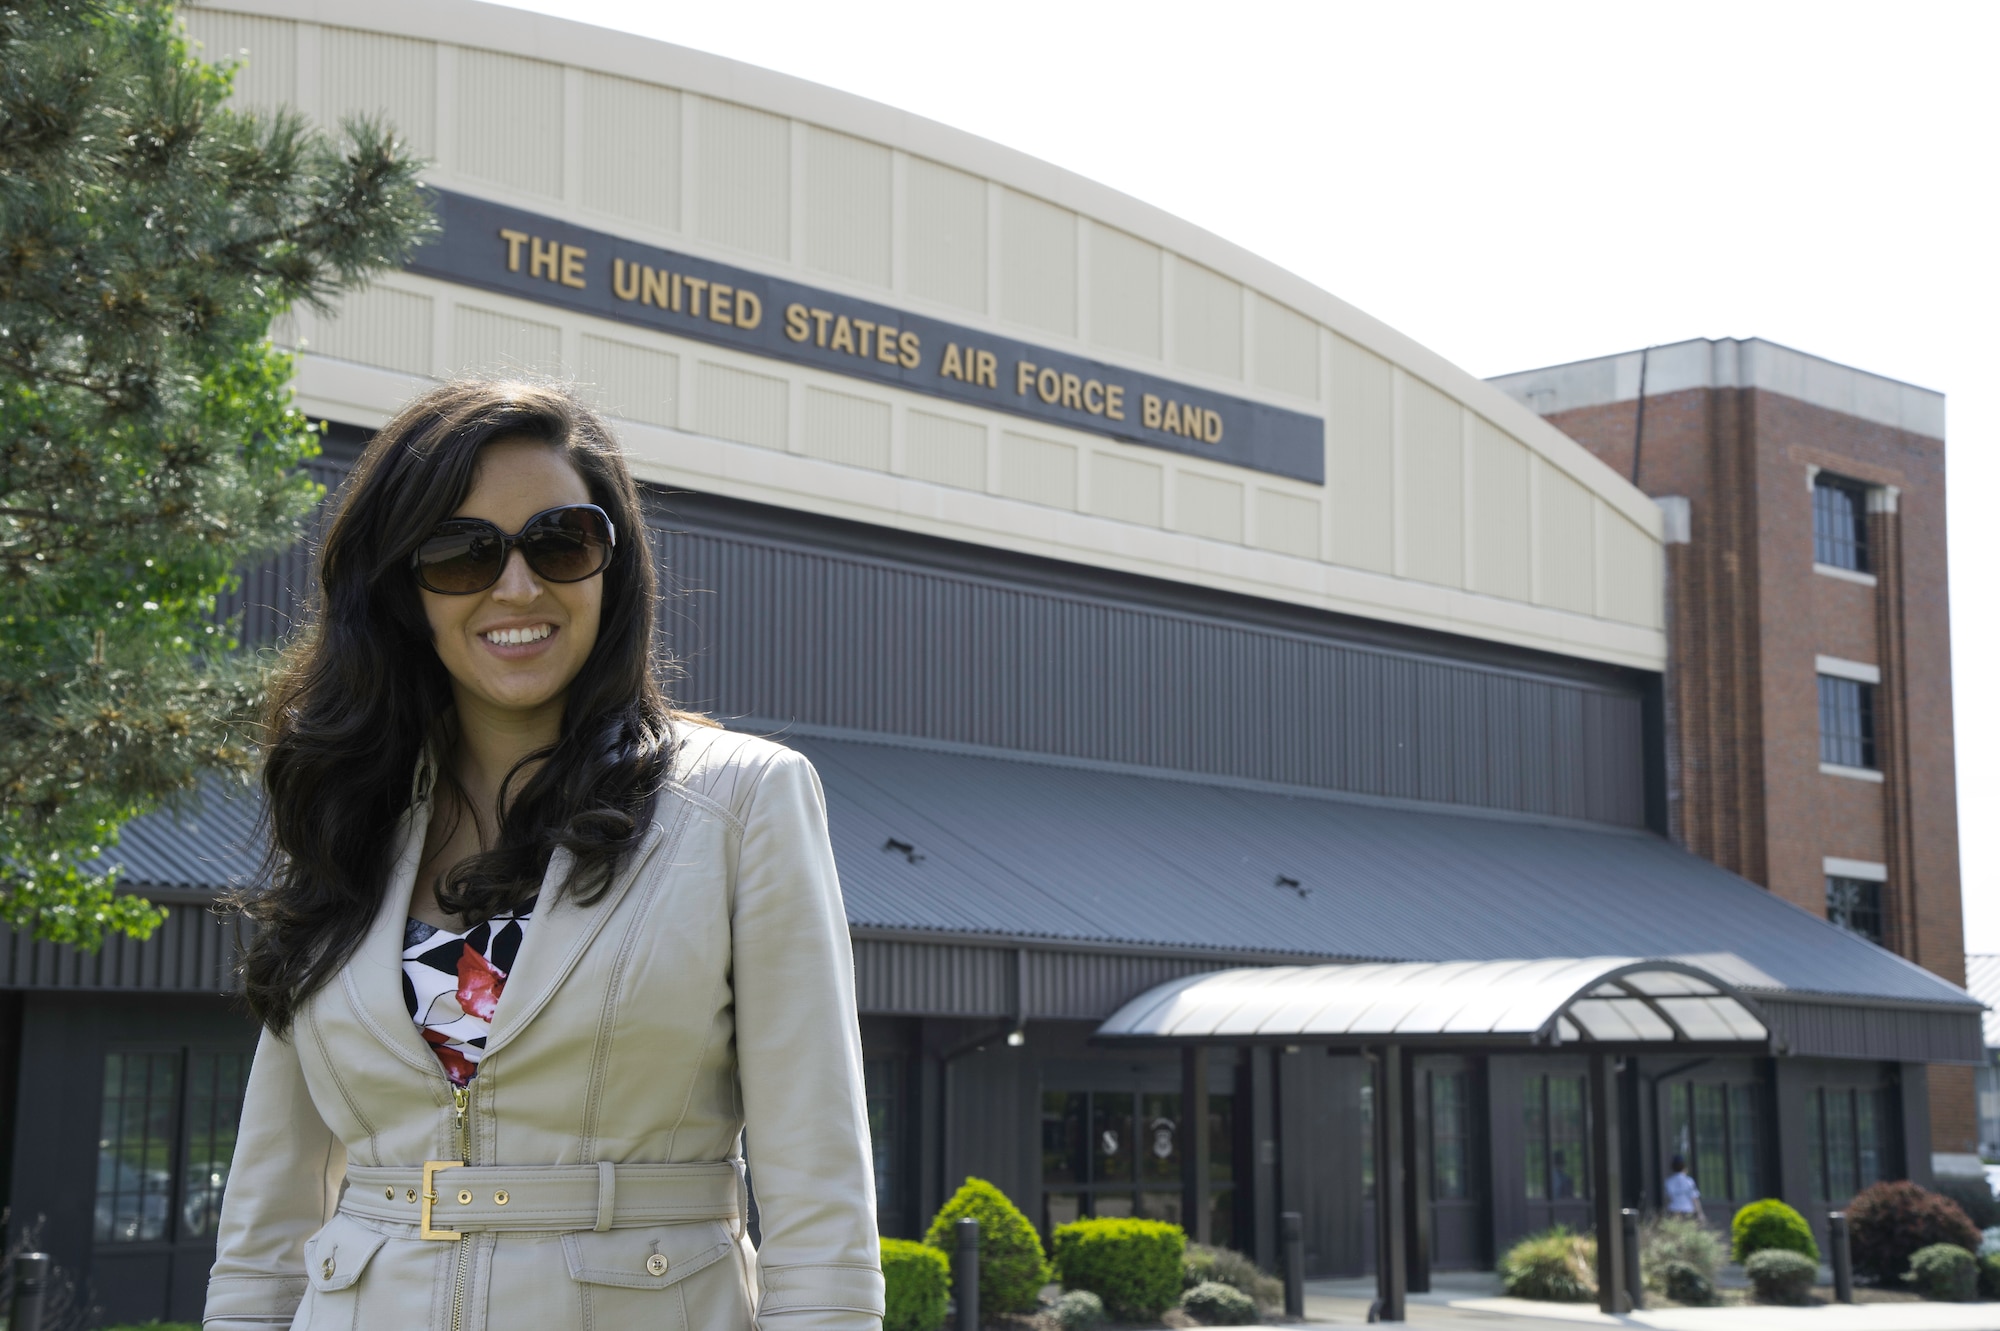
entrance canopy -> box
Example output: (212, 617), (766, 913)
(1096, 957), (1774, 1050)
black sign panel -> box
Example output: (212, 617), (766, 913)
(406, 190), (1325, 484)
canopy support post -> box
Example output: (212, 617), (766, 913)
(1373, 1043), (1406, 1322)
(1403, 1051), (1429, 1294)
(1182, 1046), (1211, 1244)
(1590, 1051), (1628, 1314)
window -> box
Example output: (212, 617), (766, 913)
(1807, 1085), (1894, 1201)
(1666, 1079), (1763, 1201)
(1814, 475), (1870, 572)
(1042, 1086), (1236, 1240)
(1523, 1074), (1589, 1201)
(1431, 1071), (1470, 1201)
(1827, 877), (1884, 944)
(1819, 675), (1876, 769)
(863, 1057), (900, 1228)
(94, 1048), (251, 1246)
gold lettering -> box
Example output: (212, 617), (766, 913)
(683, 276), (709, 318)
(500, 228), (529, 272)
(612, 258), (640, 302)
(852, 318), (875, 358)
(810, 307), (834, 347)
(1060, 373), (1083, 410)
(974, 350), (998, 388)
(672, 272), (683, 312)
(709, 283), (733, 324)
(1163, 400), (1183, 435)
(559, 245), (586, 289)
(1106, 385), (1125, 420)
(876, 326), (901, 363)
(941, 343), (965, 380)
(831, 316), (856, 354)
(785, 302), (811, 341)
(530, 236), (560, 282)
(1204, 409), (1223, 444)
(1017, 360), (1036, 395)
(642, 266), (670, 309)
(1143, 393), (1162, 429)
(735, 290), (762, 329)
(1083, 380), (1105, 415)
(900, 330), (922, 369)
(1036, 367), (1061, 405)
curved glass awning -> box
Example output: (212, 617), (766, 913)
(1095, 957), (1775, 1050)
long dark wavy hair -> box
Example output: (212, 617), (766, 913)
(233, 380), (684, 1034)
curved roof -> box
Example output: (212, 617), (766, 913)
(1095, 957), (1774, 1048)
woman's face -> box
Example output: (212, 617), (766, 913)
(420, 437), (604, 724)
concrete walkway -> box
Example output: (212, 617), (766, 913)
(1301, 1275), (2000, 1331)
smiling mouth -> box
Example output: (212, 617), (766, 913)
(482, 624), (554, 646)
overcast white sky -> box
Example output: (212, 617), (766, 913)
(497, 0), (2000, 951)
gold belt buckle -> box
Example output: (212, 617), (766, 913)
(420, 1161), (464, 1240)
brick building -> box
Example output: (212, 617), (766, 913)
(1490, 339), (1974, 1174)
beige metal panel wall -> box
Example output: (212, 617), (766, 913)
(577, 335), (677, 430)
(1000, 190), (1076, 336)
(315, 284), (434, 376)
(182, 10), (295, 112)
(1089, 225), (1162, 360)
(693, 98), (789, 260)
(322, 26), (436, 155)
(1253, 294), (1318, 400)
(1089, 453), (1163, 528)
(802, 127), (892, 288)
(1171, 257), (1242, 380)
(457, 49), (563, 200)
(692, 360), (788, 449)
(1176, 473), (1244, 544)
(1535, 459), (1596, 615)
(581, 74), (679, 231)
(802, 386), (892, 470)
(1326, 335), (1395, 574)
(451, 304), (559, 375)
(999, 431), (1077, 509)
(905, 410), (987, 490)
(1469, 417), (1531, 601)
(1398, 375), (1463, 588)
(1255, 489), (1320, 560)
(903, 157), (986, 314)
(1597, 507), (1661, 629)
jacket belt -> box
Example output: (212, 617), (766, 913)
(340, 1160), (743, 1233)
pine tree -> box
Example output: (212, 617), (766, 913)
(0, 1), (433, 946)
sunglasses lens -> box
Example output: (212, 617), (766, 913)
(520, 507), (613, 583)
(415, 527), (506, 593)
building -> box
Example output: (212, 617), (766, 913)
(1967, 955), (2000, 1161)
(0, 3), (1980, 1324)
(1489, 341), (1978, 1180)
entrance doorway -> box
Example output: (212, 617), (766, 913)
(1419, 1057), (1487, 1270)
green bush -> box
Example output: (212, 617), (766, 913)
(1933, 1175), (2000, 1230)
(1978, 1252), (2000, 1300)
(881, 1237), (950, 1331)
(923, 1177), (1051, 1315)
(1182, 1280), (1259, 1325)
(1848, 1180), (1983, 1283)
(1660, 1260), (1715, 1307)
(1745, 1248), (1818, 1305)
(1639, 1214), (1722, 1294)
(1730, 1198), (1821, 1264)
(1497, 1227), (1596, 1303)
(1906, 1243), (1978, 1302)
(1183, 1242), (1284, 1307)
(1052, 1217), (1188, 1321)
(1051, 1289), (1105, 1330)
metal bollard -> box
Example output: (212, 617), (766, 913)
(954, 1216), (981, 1330)
(1829, 1212), (1854, 1304)
(11, 1252), (50, 1331)
(1621, 1209), (1644, 1311)
(1282, 1210), (1305, 1318)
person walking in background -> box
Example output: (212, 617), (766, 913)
(1664, 1154), (1705, 1223)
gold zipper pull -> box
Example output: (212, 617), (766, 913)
(453, 1085), (470, 1163)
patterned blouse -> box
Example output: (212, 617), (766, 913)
(402, 901), (535, 1087)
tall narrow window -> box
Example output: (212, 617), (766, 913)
(180, 1052), (251, 1241)
(1827, 877), (1884, 943)
(1431, 1071), (1470, 1201)
(1523, 1074), (1590, 1201)
(95, 1052), (180, 1243)
(863, 1057), (900, 1228)
(1814, 474), (1870, 571)
(1818, 675), (1877, 769)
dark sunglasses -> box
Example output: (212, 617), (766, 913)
(410, 503), (617, 595)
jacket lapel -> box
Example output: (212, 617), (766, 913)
(480, 811), (676, 1060)
(340, 799), (456, 1078)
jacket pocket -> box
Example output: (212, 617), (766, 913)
(294, 1214), (391, 1331)
(561, 1221), (745, 1329)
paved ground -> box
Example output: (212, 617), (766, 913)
(1300, 1275), (2000, 1331)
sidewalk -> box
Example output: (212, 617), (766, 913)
(1301, 1274), (2000, 1331)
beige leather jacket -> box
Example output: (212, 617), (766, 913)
(204, 726), (884, 1330)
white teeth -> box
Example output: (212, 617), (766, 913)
(483, 624), (552, 646)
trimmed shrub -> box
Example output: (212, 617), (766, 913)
(1848, 1180), (1983, 1283)
(1052, 1217), (1188, 1321)
(1745, 1249), (1817, 1306)
(1497, 1227), (1596, 1303)
(1182, 1280), (1259, 1325)
(1051, 1289), (1106, 1330)
(1183, 1242), (1284, 1307)
(1660, 1260), (1715, 1307)
(1978, 1252), (2000, 1300)
(1906, 1243), (1978, 1302)
(1639, 1214), (1722, 1294)
(1730, 1198), (1821, 1264)
(1934, 1175), (2000, 1230)
(923, 1177), (1051, 1315)
(881, 1238), (950, 1331)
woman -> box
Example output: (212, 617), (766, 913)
(206, 381), (883, 1330)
